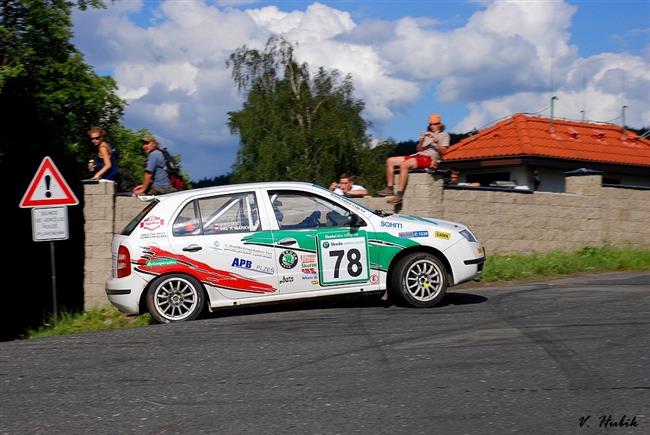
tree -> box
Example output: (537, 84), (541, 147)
(0, 0), (130, 339)
(227, 37), (369, 187)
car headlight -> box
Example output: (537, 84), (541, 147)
(459, 228), (477, 243)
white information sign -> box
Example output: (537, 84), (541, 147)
(32, 207), (69, 241)
(318, 235), (369, 285)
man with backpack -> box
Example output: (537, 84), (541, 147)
(132, 134), (177, 196)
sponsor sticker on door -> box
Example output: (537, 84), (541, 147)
(317, 231), (369, 285)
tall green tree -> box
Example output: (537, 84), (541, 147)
(227, 37), (369, 187)
(0, 0), (134, 340)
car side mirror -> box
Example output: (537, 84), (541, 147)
(347, 213), (366, 227)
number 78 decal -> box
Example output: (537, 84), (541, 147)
(317, 234), (370, 285)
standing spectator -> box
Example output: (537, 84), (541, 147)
(329, 173), (368, 198)
(377, 114), (450, 204)
(132, 134), (176, 196)
(88, 126), (118, 181)
(533, 168), (542, 191)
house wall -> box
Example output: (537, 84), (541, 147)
(83, 173), (650, 308)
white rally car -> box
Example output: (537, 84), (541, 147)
(106, 182), (485, 323)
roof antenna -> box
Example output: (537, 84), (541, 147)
(621, 105), (628, 128)
(580, 110), (585, 121)
(550, 96), (559, 130)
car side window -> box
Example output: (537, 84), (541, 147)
(172, 201), (201, 236)
(268, 190), (351, 229)
(198, 192), (259, 235)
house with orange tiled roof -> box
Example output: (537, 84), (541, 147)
(441, 113), (650, 192)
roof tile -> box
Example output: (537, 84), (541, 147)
(444, 113), (650, 167)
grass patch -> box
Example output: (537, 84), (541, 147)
(27, 307), (153, 339)
(481, 246), (650, 282)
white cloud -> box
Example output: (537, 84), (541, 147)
(72, 0), (649, 179)
(457, 51), (650, 131)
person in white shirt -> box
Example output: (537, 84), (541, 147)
(329, 173), (368, 198)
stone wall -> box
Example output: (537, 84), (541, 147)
(83, 181), (116, 309)
(357, 172), (650, 254)
(83, 173), (650, 308)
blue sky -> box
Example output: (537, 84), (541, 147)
(72, 1), (650, 180)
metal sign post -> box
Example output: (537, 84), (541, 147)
(50, 241), (58, 324)
(31, 206), (69, 324)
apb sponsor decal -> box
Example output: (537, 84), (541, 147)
(435, 230), (451, 240)
(380, 221), (403, 229)
(398, 230), (429, 239)
(231, 258), (252, 270)
(279, 250), (298, 269)
(146, 258), (177, 267)
(140, 216), (165, 231)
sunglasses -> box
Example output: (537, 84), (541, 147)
(90, 136), (101, 140)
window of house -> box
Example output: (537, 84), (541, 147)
(466, 172), (511, 186)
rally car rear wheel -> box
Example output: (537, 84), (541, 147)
(146, 274), (205, 323)
(392, 252), (447, 307)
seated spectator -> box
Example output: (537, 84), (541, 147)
(444, 168), (481, 187)
(329, 173), (368, 198)
(377, 113), (450, 204)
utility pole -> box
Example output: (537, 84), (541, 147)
(550, 96), (559, 130)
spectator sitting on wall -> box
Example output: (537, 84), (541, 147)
(444, 168), (480, 187)
(377, 113), (450, 204)
(329, 173), (368, 198)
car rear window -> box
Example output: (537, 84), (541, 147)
(121, 200), (159, 236)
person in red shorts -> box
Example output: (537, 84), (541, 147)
(377, 114), (450, 204)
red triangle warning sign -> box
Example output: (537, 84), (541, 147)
(19, 157), (79, 208)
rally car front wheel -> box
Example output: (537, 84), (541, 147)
(146, 274), (205, 323)
(392, 252), (448, 307)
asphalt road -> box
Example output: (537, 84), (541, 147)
(1, 272), (649, 434)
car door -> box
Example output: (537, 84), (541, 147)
(166, 190), (279, 300)
(262, 189), (376, 294)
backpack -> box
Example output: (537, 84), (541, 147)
(160, 147), (187, 190)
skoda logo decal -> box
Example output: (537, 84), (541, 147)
(279, 250), (298, 269)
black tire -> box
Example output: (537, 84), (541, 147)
(146, 274), (205, 323)
(391, 252), (448, 308)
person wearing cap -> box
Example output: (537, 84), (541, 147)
(377, 113), (450, 204)
(132, 133), (176, 196)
